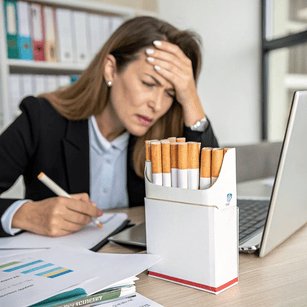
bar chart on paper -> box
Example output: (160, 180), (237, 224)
(0, 258), (73, 279)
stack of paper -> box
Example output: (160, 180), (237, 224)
(0, 246), (160, 306)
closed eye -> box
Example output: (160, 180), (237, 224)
(166, 90), (175, 99)
(142, 81), (156, 87)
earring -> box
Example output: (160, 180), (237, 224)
(106, 80), (112, 87)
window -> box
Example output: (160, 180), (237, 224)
(262, 0), (307, 140)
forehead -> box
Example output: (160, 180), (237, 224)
(121, 51), (173, 89)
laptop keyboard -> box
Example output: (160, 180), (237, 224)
(237, 199), (270, 242)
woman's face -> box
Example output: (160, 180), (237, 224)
(106, 52), (175, 136)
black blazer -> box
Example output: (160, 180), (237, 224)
(0, 96), (218, 236)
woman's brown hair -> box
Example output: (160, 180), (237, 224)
(42, 16), (202, 177)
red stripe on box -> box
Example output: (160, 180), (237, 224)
(148, 271), (238, 292)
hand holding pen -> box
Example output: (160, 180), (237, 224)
(12, 188), (104, 237)
(37, 172), (103, 230)
(11, 172), (103, 237)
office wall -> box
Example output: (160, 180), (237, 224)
(157, 0), (261, 145)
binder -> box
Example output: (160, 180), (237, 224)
(88, 13), (102, 59)
(20, 74), (34, 98)
(110, 16), (124, 34)
(56, 8), (74, 63)
(45, 75), (58, 91)
(70, 74), (79, 83)
(100, 15), (111, 49)
(16, 1), (33, 60)
(33, 74), (46, 96)
(8, 74), (22, 119)
(58, 75), (71, 88)
(72, 11), (90, 63)
(30, 3), (45, 61)
(4, 0), (18, 59)
(43, 6), (57, 62)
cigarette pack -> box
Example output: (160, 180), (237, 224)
(144, 148), (238, 294)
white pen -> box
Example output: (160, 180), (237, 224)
(37, 172), (103, 229)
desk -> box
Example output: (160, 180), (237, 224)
(101, 207), (307, 307)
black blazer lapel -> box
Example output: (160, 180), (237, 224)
(63, 119), (90, 194)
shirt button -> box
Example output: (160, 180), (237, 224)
(103, 188), (108, 193)
(106, 159), (112, 164)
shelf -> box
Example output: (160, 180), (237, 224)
(31, 0), (135, 16)
(284, 73), (307, 90)
(8, 59), (87, 74)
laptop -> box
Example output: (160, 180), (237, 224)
(239, 90), (307, 256)
(109, 91), (307, 257)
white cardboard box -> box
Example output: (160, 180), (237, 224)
(145, 148), (238, 294)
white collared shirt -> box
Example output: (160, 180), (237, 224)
(89, 116), (129, 210)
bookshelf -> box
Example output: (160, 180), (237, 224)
(0, 0), (153, 131)
(8, 59), (87, 74)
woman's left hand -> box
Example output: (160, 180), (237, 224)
(145, 40), (205, 126)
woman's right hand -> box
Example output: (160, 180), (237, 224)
(12, 193), (103, 237)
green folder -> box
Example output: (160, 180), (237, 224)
(4, 0), (19, 59)
(30, 285), (136, 307)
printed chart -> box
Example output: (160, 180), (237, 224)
(0, 259), (73, 278)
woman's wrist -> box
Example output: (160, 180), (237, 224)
(181, 95), (206, 127)
(12, 201), (34, 231)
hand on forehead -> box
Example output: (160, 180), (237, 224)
(138, 51), (174, 89)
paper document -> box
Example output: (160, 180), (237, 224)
(0, 213), (127, 250)
(0, 246), (160, 307)
(0, 249), (47, 258)
(98, 293), (163, 307)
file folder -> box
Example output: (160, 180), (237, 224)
(56, 8), (74, 63)
(33, 74), (46, 96)
(88, 13), (102, 59)
(100, 16), (111, 49)
(73, 11), (90, 63)
(30, 3), (45, 61)
(43, 6), (57, 62)
(8, 74), (22, 119)
(17, 1), (33, 60)
(110, 16), (124, 34)
(4, 0), (18, 59)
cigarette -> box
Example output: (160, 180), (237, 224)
(187, 142), (200, 189)
(176, 137), (186, 143)
(145, 140), (152, 182)
(177, 142), (188, 189)
(161, 140), (171, 187)
(168, 137), (177, 143)
(150, 141), (163, 185)
(37, 172), (103, 229)
(145, 140), (151, 161)
(200, 147), (212, 189)
(211, 148), (224, 184)
(170, 142), (178, 187)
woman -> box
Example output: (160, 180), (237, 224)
(0, 16), (218, 237)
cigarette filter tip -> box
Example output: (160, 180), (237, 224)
(37, 172), (45, 179)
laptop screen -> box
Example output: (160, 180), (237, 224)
(259, 91), (307, 257)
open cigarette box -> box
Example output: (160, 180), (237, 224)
(145, 148), (238, 294)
